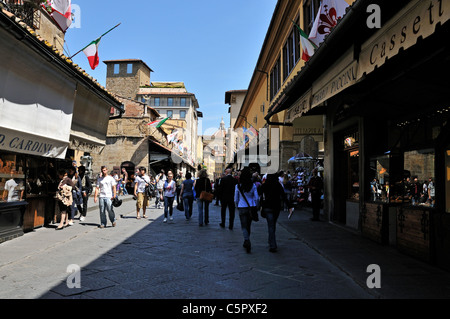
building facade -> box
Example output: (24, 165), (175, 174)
(137, 82), (200, 169)
(264, 0), (450, 270)
(235, 0), (332, 174)
(104, 61), (198, 175)
(0, 3), (123, 242)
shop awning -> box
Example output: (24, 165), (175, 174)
(149, 138), (195, 170)
(70, 84), (114, 153)
(266, 0), (438, 122)
(0, 28), (76, 158)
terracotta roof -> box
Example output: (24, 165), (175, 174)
(225, 90), (247, 104)
(114, 94), (160, 117)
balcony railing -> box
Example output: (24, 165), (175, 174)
(2, 0), (41, 29)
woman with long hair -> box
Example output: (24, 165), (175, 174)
(162, 170), (176, 223)
(194, 169), (212, 226)
(55, 169), (75, 230)
(260, 174), (290, 252)
(234, 167), (259, 253)
(180, 172), (194, 220)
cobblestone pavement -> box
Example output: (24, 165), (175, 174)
(0, 196), (373, 300)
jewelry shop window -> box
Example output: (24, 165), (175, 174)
(403, 149), (435, 208)
(369, 155), (390, 203)
(0, 152), (25, 203)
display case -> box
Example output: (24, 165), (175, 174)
(1, 151), (61, 233)
(0, 153), (27, 242)
(0, 154), (26, 203)
(364, 149), (437, 254)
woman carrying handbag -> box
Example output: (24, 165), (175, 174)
(162, 171), (176, 223)
(234, 167), (259, 253)
(194, 169), (212, 226)
(259, 174), (291, 252)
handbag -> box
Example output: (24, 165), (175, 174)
(176, 200), (184, 211)
(238, 185), (259, 222)
(199, 179), (214, 203)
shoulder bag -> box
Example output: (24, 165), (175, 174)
(238, 184), (259, 222)
(199, 179), (214, 203)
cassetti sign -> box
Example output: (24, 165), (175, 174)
(358, 0), (449, 78)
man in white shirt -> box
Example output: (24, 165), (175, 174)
(94, 166), (117, 228)
(134, 167), (151, 219)
(155, 169), (166, 209)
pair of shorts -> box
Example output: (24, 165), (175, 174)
(137, 192), (150, 209)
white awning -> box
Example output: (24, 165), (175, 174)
(0, 29), (75, 158)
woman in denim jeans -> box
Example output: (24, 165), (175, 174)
(194, 169), (212, 226)
(162, 171), (176, 223)
(259, 174), (290, 252)
(234, 167), (259, 253)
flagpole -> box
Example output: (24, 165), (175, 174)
(69, 23), (121, 59)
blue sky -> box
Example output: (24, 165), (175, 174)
(65, 0), (277, 134)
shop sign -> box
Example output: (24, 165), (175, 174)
(285, 89), (312, 123)
(69, 138), (105, 154)
(311, 59), (358, 109)
(358, 0), (450, 78)
(0, 128), (68, 159)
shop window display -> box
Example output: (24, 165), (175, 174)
(369, 155), (390, 203)
(0, 154), (25, 203)
(404, 149), (435, 207)
(1, 152), (61, 204)
(369, 149), (435, 207)
(25, 158), (58, 197)
(401, 149), (435, 207)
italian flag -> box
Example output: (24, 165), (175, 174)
(82, 38), (101, 70)
(148, 117), (170, 128)
(294, 23), (318, 62)
(42, 0), (72, 32)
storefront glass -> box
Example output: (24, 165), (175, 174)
(369, 155), (390, 202)
(0, 153), (25, 203)
(403, 149), (435, 207)
(25, 157), (59, 197)
(342, 131), (359, 201)
(1, 151), (65, 204)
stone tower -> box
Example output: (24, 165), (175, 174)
(104, 59), (153, 100)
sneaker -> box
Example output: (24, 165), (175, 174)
(112, 221), (116, 227)
(169, 216), (173, 221)
(80, 216), (86, 222)
(98, 225), (105, 229)
(163, 218), (167, 223)
(68, 221), (74, 226)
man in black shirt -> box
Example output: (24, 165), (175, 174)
(219, 168), (237, 230)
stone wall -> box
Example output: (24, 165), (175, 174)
(93, 136), (149, 176)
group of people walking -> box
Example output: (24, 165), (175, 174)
(55, 161), (92, 230)
(54, 163), (323, 254)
